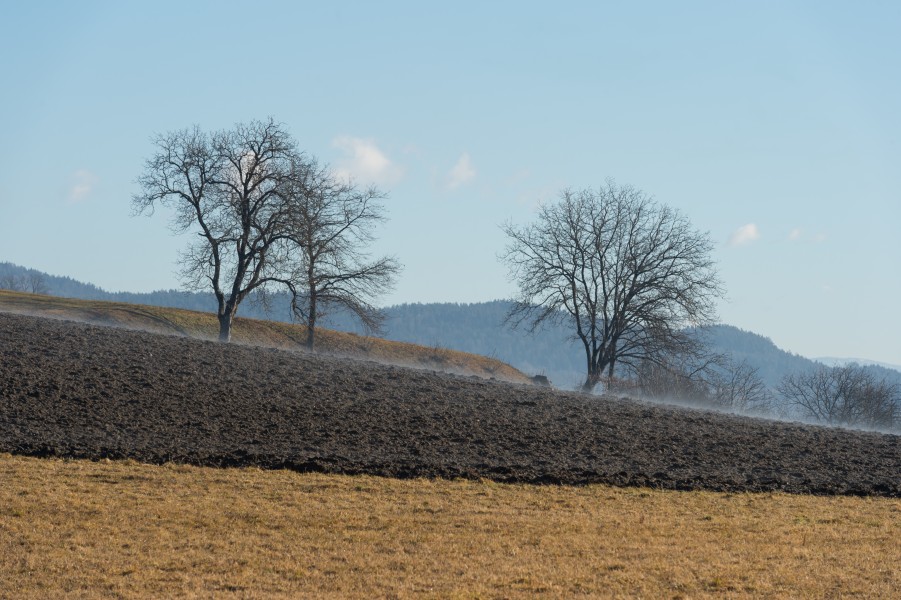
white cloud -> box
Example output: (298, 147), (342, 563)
(331, 136), (404, 185)
(446, 152), (476, 190)
(787, 228), (828, 243)
(727, 223), (760, 247)
(68, 169), (98, 203)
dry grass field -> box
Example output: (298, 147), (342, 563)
(0, 290), (529, 383)
(1, 453), (899, 599)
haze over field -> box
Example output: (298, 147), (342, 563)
(1, 2), (899, 365)
(5, 263), (901, 435)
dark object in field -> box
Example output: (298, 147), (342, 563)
(0, 312), (898, 496)
(530, 374), (551, 387)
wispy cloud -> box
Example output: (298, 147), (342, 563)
(68, 169), (98, 203)
(727, 223), (760, 247)
(787, 228), (828, 243)
(446, 152), (476, 190)
(331, 136), (404, 185)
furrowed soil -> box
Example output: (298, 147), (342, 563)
(1, 311), (899, 496)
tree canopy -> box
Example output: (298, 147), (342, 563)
(134, 118), (398, 343)
(502, 181), (723, 392)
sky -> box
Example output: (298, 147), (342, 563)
(1, 1), (899, 365)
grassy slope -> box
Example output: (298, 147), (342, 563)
(0, 289), (530, 383)
(1, 453), (899, 599)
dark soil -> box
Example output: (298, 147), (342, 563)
(1, 312), (899, 496)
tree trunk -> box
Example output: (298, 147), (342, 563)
(581, 368), (601, 393)
(581, 342), (602, 393)
(218, 299), (238, 343)
(604, 358), (617, 392)
(305, 314), (315, 349)
(218, 312), (233, 342)
(305, 291), (316, 349)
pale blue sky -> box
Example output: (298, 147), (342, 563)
(1, 1), (899, 364)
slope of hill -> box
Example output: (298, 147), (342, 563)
(0, 261), (218, 311)
(700, 325), (822, 388)
(1, 310), (899, 496)
(371, 305), (872, 391)
(376, 301), (587, 389)
(0, 290), (529, 384)
(3, 261), (897, 392)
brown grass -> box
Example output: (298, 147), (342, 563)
(1, 453), (898, 598)
(0, 290), (528, 383)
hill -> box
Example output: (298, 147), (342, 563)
(3, 309), (900, 596)
(0, 290), (529, 384)
(371, 305), (898, 391)
(3, 261), (898, 393)
(1, 309), (899, 495)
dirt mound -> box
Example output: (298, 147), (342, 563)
(1, 312), (898, 495)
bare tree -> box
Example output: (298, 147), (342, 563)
(26, 272), (48, 294)
(0, 274), (20, 291)
(634, 355), (710, 401)
(282, 162), (401, 348)
(134, 119), (304, 342)
(708, 358), (773, 413)
(632, 353), (773, 415)
(501, 181), (723, 392)
(778, 364), (899, 429)
(0, 272), (48, 294)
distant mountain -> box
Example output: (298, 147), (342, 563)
(699, 325), (820, 388)
(815, 357), (901, 374)
(372, 309), (842, 390)
(380, 302), (586, 389)
(3, 261), (898, 394)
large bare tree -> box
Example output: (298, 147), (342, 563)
(778, 364), (899, 429)
(134, 118), (304, 342)
(283, 162), (401, 348)
(502, 181), (723, 392)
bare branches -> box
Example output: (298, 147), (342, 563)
(501, 180), (723, 392)
(631, 351), (774, 415)
(708, 358), (773, 413)
(282, 162), (401, 348)
(778, 365), (899, 429)
(0, 271), (48, 295)
(133, 118), (305, 342)
(133, 119), (402, 345)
